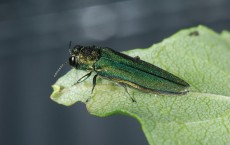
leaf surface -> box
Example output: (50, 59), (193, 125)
(51, 26), (230, 145)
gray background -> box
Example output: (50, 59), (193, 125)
(0, 0), (230, 145)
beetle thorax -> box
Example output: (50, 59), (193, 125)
(77, 47), (100, 69)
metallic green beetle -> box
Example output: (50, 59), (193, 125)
(60, 45), (190, 102)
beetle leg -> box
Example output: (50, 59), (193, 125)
(91, 74), (98, 94)
(119, 83), (136, 102)
(133, 56), (140, 60)
(86, 74), (98, 102)
(74, 71), (92, 85)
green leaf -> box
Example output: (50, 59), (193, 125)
(51, 25), (230, 145)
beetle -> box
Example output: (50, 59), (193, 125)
(55, 44), (190, 102)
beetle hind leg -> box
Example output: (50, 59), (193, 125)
(119, 83), (136, 102)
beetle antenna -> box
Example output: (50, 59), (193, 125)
(54, 61), (68, 78)
(54, 41), (72, 78)
(68, 41), (72, 55)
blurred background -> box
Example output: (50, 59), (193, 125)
(0, 0), (230, 145)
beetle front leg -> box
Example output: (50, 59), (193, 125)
(73, 71), (92, 85)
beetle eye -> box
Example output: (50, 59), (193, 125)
(69, 56), (76, 66)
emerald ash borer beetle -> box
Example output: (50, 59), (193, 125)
(55, 44), (190, 102)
